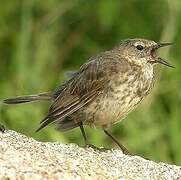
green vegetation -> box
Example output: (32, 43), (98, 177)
(0, 0), (180, 164)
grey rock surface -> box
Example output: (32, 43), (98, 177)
(0, 130), (180, 180)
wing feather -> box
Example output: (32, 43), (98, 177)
(36, 89), (99, 132)
(36, 52), (127, 132)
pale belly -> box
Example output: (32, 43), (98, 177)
(82, 72), (154, 127)
(84, 86), (143, 126)
(71, 65), (154, 127)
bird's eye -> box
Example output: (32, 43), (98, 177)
(136, 45), (144, 51)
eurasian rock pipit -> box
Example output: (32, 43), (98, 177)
(2, 38), (174, 154)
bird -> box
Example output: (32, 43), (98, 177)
(1, 38), (174, 154)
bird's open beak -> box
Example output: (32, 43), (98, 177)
(157, 42), (174, 48)
(156, 57), (175, 68)
(155, 43), (175, 68)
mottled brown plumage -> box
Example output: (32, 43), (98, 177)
(2, 38), (173, 154)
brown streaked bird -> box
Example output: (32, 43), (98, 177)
(1, 38), (174, 154)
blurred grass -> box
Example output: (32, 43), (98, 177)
(0, 0), (181, 165)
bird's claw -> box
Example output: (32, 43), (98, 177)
(0, 124), (5, 133)
(85, 144), (110, 152)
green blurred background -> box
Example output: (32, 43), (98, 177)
(0, 0), (181, 165)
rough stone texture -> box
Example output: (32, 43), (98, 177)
(0, 130), (180, 180)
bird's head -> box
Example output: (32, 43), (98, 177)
(117, 38), (174, 68)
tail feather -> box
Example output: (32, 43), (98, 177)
(3, 92), (53, 104)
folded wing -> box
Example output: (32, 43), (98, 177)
(36, 53), (128, 132)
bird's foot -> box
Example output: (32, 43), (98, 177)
(0, 124), (5, 133)
(119, 149), (150, 160)
(121, 149), (134, 156)
(85, 144), (110, 152)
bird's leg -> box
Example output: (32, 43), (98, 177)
(79, 122), (89, 145)
(79, 122), (97, 148)
(103, 129), (133, 155)
(0, 123), (5, 133)
(78, 122), (107, 151)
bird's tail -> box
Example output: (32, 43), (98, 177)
(2, 92), (53, 105)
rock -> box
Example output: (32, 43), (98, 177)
(0, 130), (180, 180)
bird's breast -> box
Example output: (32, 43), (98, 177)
(81, 66), (154, 127)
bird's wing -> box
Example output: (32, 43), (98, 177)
(36, 54), (128, 132)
